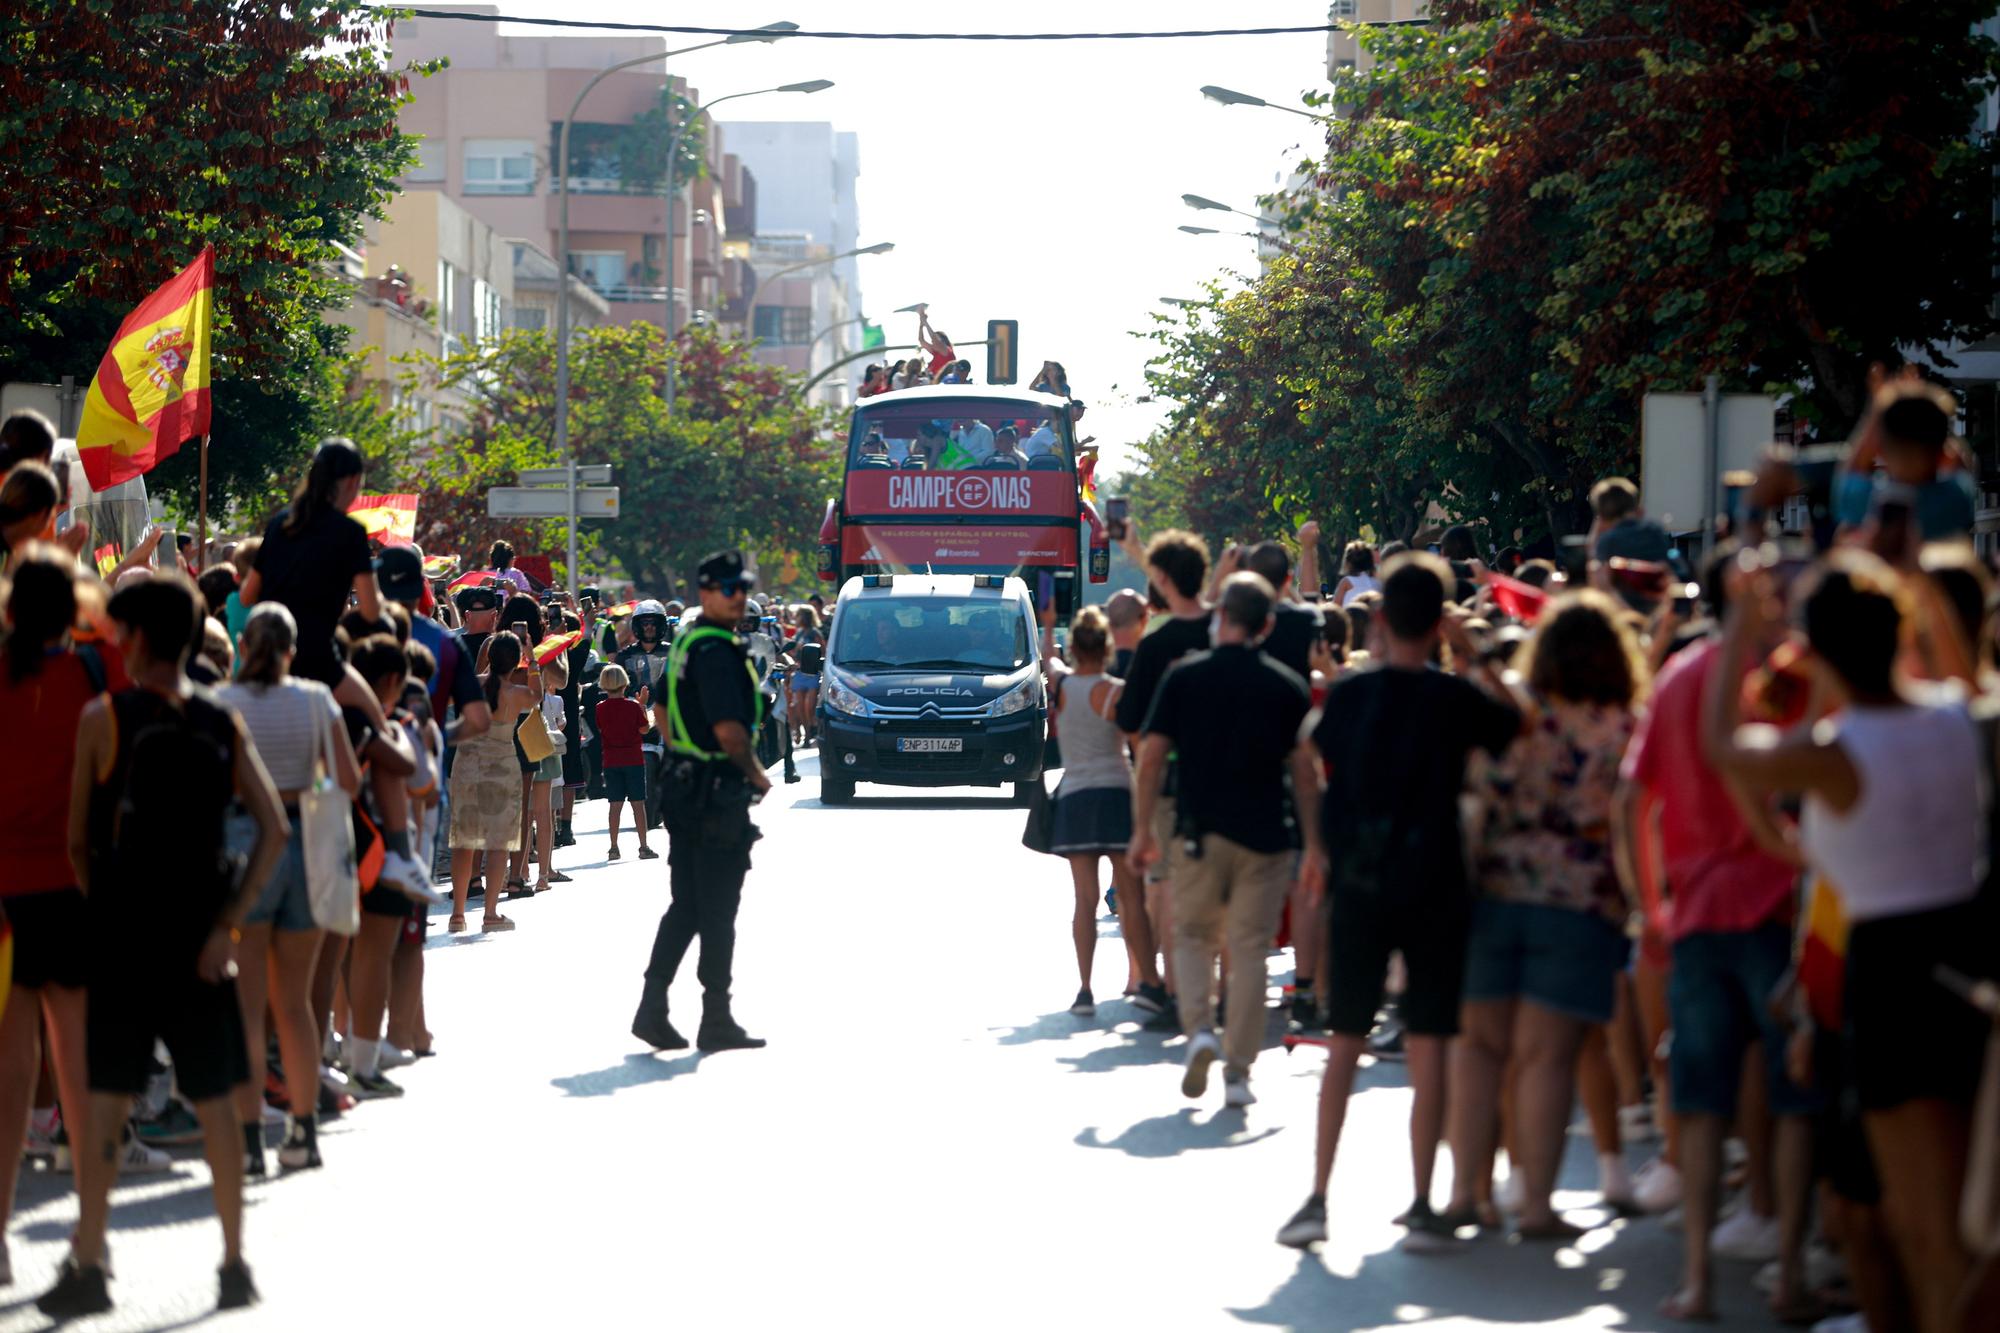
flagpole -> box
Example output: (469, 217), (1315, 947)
(195, 434), (209, 573)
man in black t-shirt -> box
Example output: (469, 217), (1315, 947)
(1132, 574), (1319, 1109)
(632, 551), (771, 1055)
(1244, 542), (1322, 679)
(1115, 530), (1212, 1021)
(1278, 551), (1525, 1252)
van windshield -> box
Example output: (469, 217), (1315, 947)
(833, 596), (1033, 673)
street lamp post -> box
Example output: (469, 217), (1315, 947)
(1199, 84), (1322, 120)
(662, 78), (833, 415)
(742, 242), (893, 393)
(1182, 192), (1282, 228)
(553, 19), (795, 585)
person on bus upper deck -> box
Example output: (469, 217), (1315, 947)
(858, 364), (890, 398)
(980, 427), (1027, 471)
(1031, 361), (1070, 397)
(938, 360), (972, 385)
(1024, 402), (1084, 459)
(916, 306), (955, 377)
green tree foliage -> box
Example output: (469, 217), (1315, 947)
(0, 1), (428, 515)
(1143, 1), (2000, 544)
(377, 324), (839, 593)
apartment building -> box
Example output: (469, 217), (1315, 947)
(389, 6), (753, 332)
(1328, 0), (1429, 85)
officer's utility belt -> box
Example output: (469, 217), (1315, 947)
(665, 757), (755, 811)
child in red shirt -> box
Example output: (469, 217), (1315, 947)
(594, 663), (654, 860)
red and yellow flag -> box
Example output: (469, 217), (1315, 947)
(93, 543), (122, 578)
(532, 629), (584, 665)
(347, 493), (418, 544)
(75, 246), (214, 493)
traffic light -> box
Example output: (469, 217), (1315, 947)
(986, 319), (1018, 385)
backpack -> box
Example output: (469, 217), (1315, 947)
(104, 689), (236, 932)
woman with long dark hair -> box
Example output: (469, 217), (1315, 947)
(448, 631), (536, 933)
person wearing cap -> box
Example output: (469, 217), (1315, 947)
(379, 547), (490, 749)
(632, 549), (771, 1054)
(454, 583), (503, 665)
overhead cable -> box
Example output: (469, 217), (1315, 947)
(382, 8), (1341, 41)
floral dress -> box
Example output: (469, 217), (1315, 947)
(1471, 696), (1636, 928)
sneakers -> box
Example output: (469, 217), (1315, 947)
(1368, 1011), (1407, 1061)
(1069, 988), (1096, 1017)
(1182, 1029), (1221, 1099)
(1711, 1207), (1781, 1262)
(379, 850), (448, 905)
(218, 1259), (259, 1311)
(1289, 987), (1319, 1029)
(607, 846), (621, 861)
(1598, 1150), (1637, 1213)
(347, 1067), (404, 1100)
(377, 1044), (417, 1071)
(1224, 1072), (1257, 1107)
(1132, 982), (1170, 1016)
(24, 1106), (60, 1163)
(36, 1260), (111, 1318)
(696, 1018), (767, 1053)
(277, 1114), (321, 1171)
(1277, 1195), (1328, 1249)
(1619, 1101), (1660, 1142)
(632, 1007), (689, 1051)
(1397, 1199), (1462, 1254)
(1632, 1157), (1684, 1213)
(118, 1126), (173, 1174)
(135, 1098), (203, 1147)
(637, 846), (659, 860)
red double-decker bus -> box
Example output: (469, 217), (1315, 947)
(817, 385), (1108, 618)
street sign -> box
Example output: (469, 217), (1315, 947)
(516, 464), (612, 487)
(986, 319), (1018, 385)
(487, 486), (620, 519)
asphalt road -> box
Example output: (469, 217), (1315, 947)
(0, 756), (1781, 1331)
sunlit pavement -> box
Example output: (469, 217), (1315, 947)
(0, 755), (1776, 1331)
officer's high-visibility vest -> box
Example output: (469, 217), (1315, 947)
(664, 626), (764, 761)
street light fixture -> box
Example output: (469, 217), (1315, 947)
(1178, 225), (1220, 235)
(1199, 84), (1321, 119)
(663, 77), (834, 411)
(553, 20), (794, 584)
(1160, 297), (1202, 308)
(744, 242), (895, 362)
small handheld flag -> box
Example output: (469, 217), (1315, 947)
(75, 247), (214, 493)
(93, 543), (122, 578)
(348, 494), (418, 545)
(422, 554), (458, 580)
(532, 630), (585, 665)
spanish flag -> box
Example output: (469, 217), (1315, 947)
(1078, 451), (1098, 511)
(93, 543), (122, 578)
(347, 493), (418, 545)
(74, 247), (214, 493)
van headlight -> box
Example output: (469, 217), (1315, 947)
(987, 679), (1037, 717)
(823, 675), (868, 716)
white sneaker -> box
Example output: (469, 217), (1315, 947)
(23, 1108), (60, 1162)
(378, 1044), (417, 1071)
(1632, 1157), (1684, 1213)
(1598, 1151), (1637, 1212)
(379, 851), (448, 906)
(1224, 1072), (1257, 1108)
(1619, 1102), (1660, 1142)
(1182, 1029), (1221, 1099)
(320, 1065), (351, 1100)
(1711, 1207), (1781, 1262)
(119, 1131), (172, 1175)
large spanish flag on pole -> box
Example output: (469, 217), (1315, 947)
(74, 246), (215, 493)
(347, 493), (418, 545)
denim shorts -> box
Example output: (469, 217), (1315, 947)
(790, 673), (820, 692)
(1462, 898), (1630, 1024)
(244, 814), (316, 932)
(1669, 923), (1822, 1119)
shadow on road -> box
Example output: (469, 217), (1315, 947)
(11, 1171), (260, 1243)
(551, 1052), (702, 1097)
(1076, 1108), (1282, 1158)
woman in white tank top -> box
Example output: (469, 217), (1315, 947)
(1704, 551), (1991, 1333)
(1041, 607), (1165, 1019)
(1331, 540), (1380, 607)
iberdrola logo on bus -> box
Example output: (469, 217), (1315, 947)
(886, 473), (1035, 511)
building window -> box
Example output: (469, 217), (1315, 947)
(464, 139), (536, 195)
(754, 305), (811, 344)
(570, 251), (626, 293)
(472, 277), (502, 342)
(406, 137), (445, 182)
(515, 306), (547, 331)
(1330, 0), (1358, 16)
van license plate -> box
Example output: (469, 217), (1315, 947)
(896, 737), (963, 753)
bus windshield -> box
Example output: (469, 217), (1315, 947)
(850, 397), (1073, 473)
(833, 596), (1034, 674)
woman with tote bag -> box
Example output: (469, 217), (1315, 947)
(218, 604), (360, 1175)
(448, 632), (538, 934)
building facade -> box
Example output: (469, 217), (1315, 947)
(389, 6), (753, 333)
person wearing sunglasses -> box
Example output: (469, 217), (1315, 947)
(630, 550), (772, 1056)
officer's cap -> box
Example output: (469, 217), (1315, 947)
(697, 550), (756, 590)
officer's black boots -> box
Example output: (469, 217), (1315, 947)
(696, 997), (766, 1052)
(631, 999), (688, 1051)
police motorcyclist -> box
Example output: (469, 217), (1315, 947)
(631, 551), (770, 1053)
(740, 598), (785, 771)
(616, 599), (673, 830)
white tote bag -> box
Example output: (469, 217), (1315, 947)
(300, 688), (359, 936)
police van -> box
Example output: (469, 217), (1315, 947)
(817, 573), (1045, 804)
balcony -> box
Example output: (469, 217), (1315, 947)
(547, 191), (666, 235)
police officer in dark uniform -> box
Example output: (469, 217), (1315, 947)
(631, 551), (772, 1053)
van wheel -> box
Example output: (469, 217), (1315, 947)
(1012, 780), (1040, 806)
(821, 776), (855, 805)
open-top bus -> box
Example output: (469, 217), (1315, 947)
(817, 385), (1109, 622)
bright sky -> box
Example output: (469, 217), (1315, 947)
(484, 1), (1332, 473)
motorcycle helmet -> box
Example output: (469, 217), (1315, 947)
(630, 598), (669, 643)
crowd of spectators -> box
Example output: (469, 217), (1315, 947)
(1034, 372), (1999, 1332)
